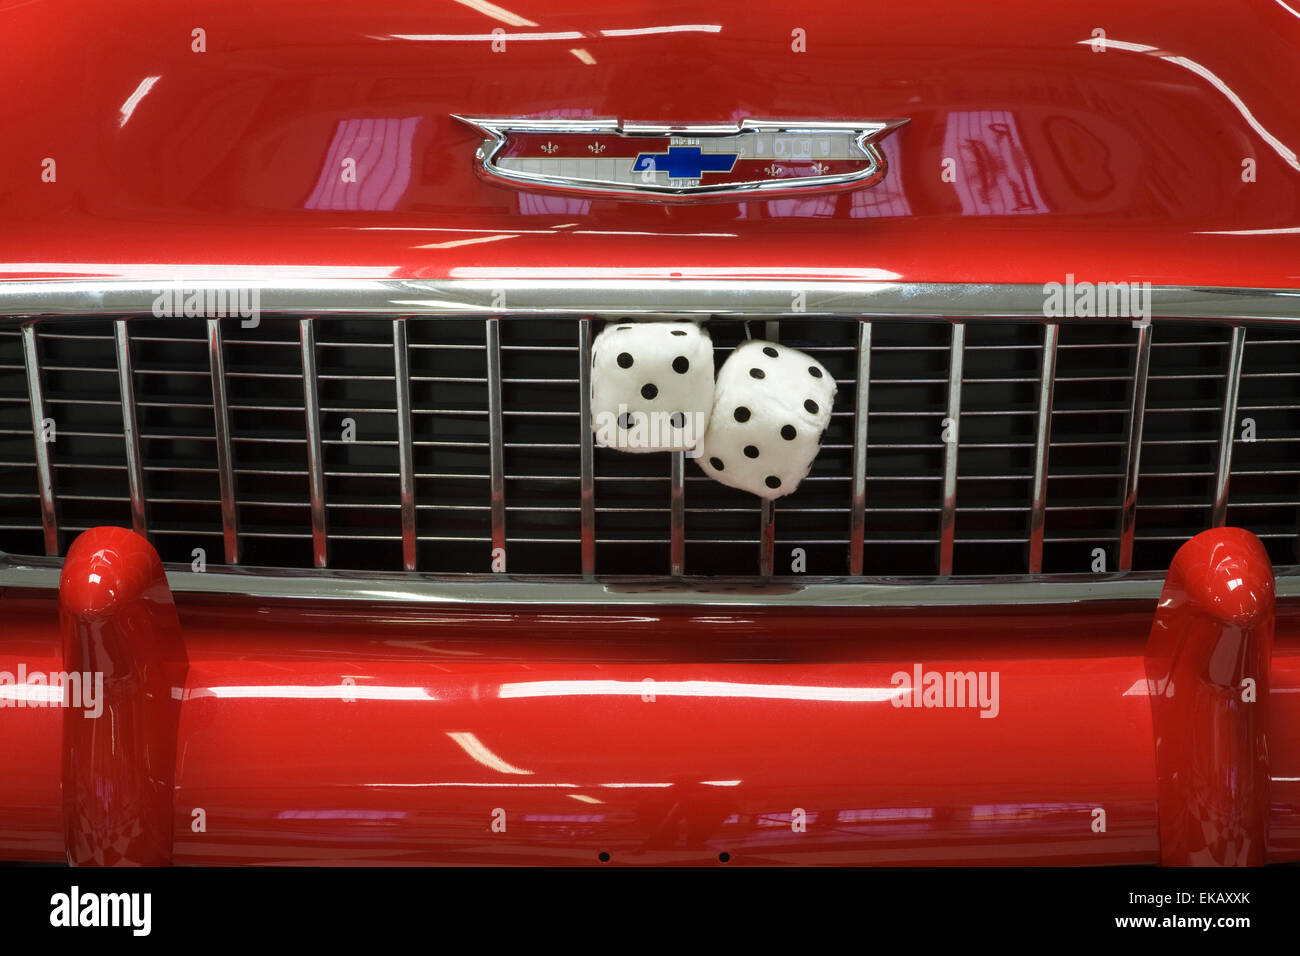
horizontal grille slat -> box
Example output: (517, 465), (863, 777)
(2, 313), (1298, 579)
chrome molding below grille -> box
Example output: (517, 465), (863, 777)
(3, 549), (1300, 606)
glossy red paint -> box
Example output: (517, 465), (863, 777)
(0, 1), (1298, 286)
(1146, 528), (1275, 865)
(2, 527), (1300, 865)
(58, 527), (187, 865)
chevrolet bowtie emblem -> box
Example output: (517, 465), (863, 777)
(452, 116), (908, 202)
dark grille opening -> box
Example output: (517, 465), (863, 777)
(1042, 322), (1134, 574)
(1133, 323), (1232, 571)
(861, 321), (950, 575)
(501, 317), (581, 574)
(771, 318), (857, 576)
(1229, 325), (1300, 568)
(0, 327), (42, 556)
(682, 317), (755, 575)
(132, 318), (222, 564)
(2, 313), (1297, 580)
(952, 321), (1042, 575)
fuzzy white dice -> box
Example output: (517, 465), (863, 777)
(590, 320), (714, 453)
(695, 340), (836, 498)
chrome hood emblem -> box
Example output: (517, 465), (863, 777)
(452, 116), (907, 202)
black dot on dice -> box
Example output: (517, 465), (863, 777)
(734, 406), (750, 422)
(669, 411), (685, 428)
(765, 475), (781, 489)
(744, 445), (759, 459)
(781, 424), (796, 440)
(672, 356), (689, 373)
(671, 329), (687, 336)
(709, 457), (724, 470)
(804, 399), (819, 414)
(808, 366), (823, 378)
(618, 412), (634, 429)
(617, 352), (633, 368)
(641, 383), (658, 400)
(762, 346), (778, 358)
(750, 367), (765, 379)
(617, 325), (632, 331)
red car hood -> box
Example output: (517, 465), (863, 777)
(1, 0), (1298, 286)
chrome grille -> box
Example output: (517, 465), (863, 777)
(2, 314), (1298, 578)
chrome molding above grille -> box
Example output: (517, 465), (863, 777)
(0, 279), (1298, 320)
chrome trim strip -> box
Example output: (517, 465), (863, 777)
(5, 549), (1300, 607)
(670, 452), (685, 575)
(393, 318), (417, 571)
(1028, 323), (1059, 573)
(939, 322), (965, 575)
(299, 318), (328, 568)
(849, 321), (872, 575)
(1119, 322), (1154, 571)
(1213, 326), (1246, 528)
(2, 280), (1298, 321)
(207, 318), (239, 564)
(452, 116), (908, 202)
(486, 318), (506, 567)
(578, 319), (595, 575)
(113, 319), (147, 535)
(20, 324), (57, 555)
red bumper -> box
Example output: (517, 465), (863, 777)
(1, 526), (1296, 866)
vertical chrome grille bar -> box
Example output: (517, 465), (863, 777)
(578, 318), (596, 575)
(393, 318), (417, 571)
(1212, 326), (1246, 528)
(1028, 323), (1059, 573)
(207, 318), (239, 564)
(486, 318), (506, 568)
(113, 319), (147, 536)
(299, 317), (328, 568)
(758, 319), (779, 576)
(21, 323), (58, 555)
(1118, 321), (1154, 571)
(938, 321), (965, 575)
(848, 320), (872, 575)
(670, 451), (685, 575)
